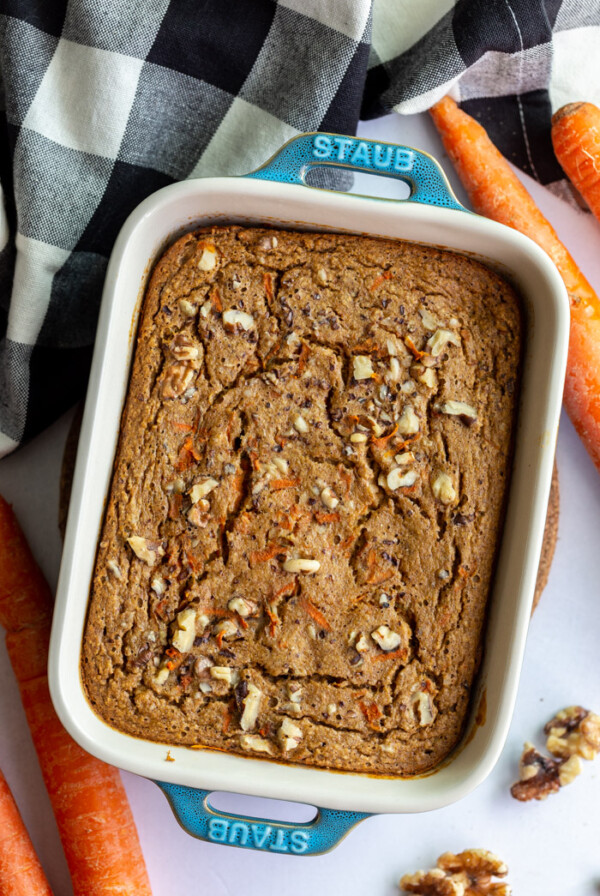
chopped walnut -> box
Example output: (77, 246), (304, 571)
(214, 619), (238, 642)
(320, 486), (339, 509)
(510, 742), (563, 801)
(283, 557), (320, 573)
(178, 298), (196, 317)
(187, 503), (210, 528)
(544, 706), (600, 761)
(371, 625), (402, 652)
(436, 400), (478, 425)
(189, 478), (219, 502)
(353, 355), (374, 380)
(240, 734), (273, 754)
(292, 411), (309, 433)
(198, 245), (217, 271)
(278, 717), (303, 752)
(222, 308), (255, 330)
(419, 307), (439, 331)
(410, 681), (435, 726)
(228, 596), (257, 618)
(397, 405), (419, 435)
(388, 356), (402, 382)
(106, 559), (123, 580)
(161, 363), (196, 399)
(387, 468), (418, 491)
(426, 329), (461, 357)
(171, 607), (196, 653)
(127, 536), (164, 566)
(431, 472), (456, 505)
(170, 333), (201, 361)
(400, 848), (510, 895)
(240, 683), (262, 731)
(210, 666), (237, 686)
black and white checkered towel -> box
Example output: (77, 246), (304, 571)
(1, 0), (598, 454)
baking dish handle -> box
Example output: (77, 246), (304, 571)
(245, 131), (465, 211)
(156, 782), (370, 855)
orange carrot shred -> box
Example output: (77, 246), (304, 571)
(299, 596), (331, 631)
(172, 421), (193, 432)
(265, 603), (280, 637)
(371, 647), (407, 663)
(358, 701), (383, 731)
(264, 272), (274, 301)
(296, 342), (310, 376)
(168, 493), (182, 519)
(369, 270), (393, 291)
(270, 477), (300, 490)
(430, 95), (600, 474)
(273, 581), (297, 600)
(404, 335), (426, 360)
(370, 423), (399, 448)
(314, 511), (341, 524)
(249, 543), (282, 567)
(210, 287), (222, 312)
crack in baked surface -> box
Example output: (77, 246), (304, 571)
(81, 225), (522, 776)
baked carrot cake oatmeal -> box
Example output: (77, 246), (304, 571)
(82, 225), (522, 775)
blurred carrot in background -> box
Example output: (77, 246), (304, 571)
(0, 766), (53, 895)
(552, 102), (600, 223)
(0, 496), (152, 896)
(430, 95), (600, 475)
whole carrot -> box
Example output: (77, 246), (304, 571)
(552, 102), (600, 222)
(0, 767), (53, 895)
(430, 96), (600, 474)
(0, 496), (153, 896)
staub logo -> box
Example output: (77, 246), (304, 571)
(208, 817), (310, 853)
(312, 134), (415, 172)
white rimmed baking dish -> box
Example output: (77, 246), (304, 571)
(49, 133), (569, 855)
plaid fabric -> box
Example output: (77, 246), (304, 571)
(0, 0), (598, 454)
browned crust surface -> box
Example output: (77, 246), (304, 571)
(532, 461), (559, 613)
(81, 226), (522, 776)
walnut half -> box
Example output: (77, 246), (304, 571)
(400, 848), (510, 895)
(510, 742), (580, 802)
(545, 705), (600, 761)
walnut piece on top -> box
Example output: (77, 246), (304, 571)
(399, 848), (510, 895)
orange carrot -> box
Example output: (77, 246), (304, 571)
(404, 336), (426, 361)
(296, 342), (310, 376)
(314, 511), (341, 524)
(299, 596), (331, 631)
(370, 423), (399, 448)
(249, 542), (283, 567)
(552, 102), (600, 222)
(270, 477), (300, 490)
(369, 270), (393, 291)
(0, 767), (53, 895)
(430, 95), (600, 473)
(358, 701), (383, 731)
(0, 497), (152, 896)
(210, 287), (222, 312)
(263, 272), (274, 301)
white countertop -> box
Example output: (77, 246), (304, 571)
(0, 113), (599, 895)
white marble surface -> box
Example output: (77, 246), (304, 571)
(1, 112), (599, 895)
